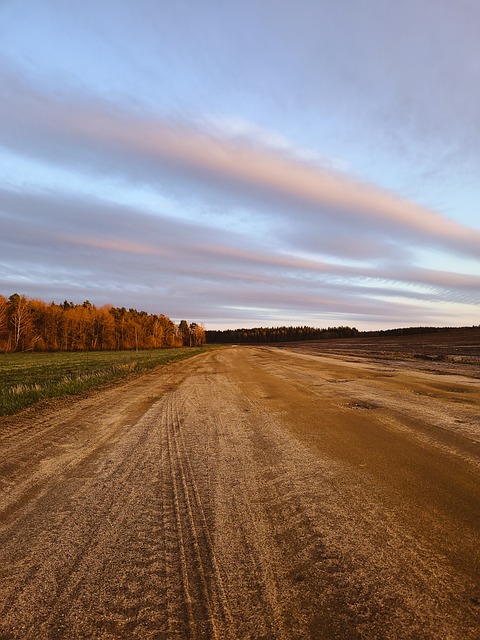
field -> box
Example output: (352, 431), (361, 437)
(274, 326), (480, 365)
(0, 336), (479, 638)
(0, 347), (211, 415)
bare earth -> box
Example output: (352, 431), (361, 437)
(1, 346), (479, 639)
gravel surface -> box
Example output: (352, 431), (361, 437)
(1, 347), (479, 639)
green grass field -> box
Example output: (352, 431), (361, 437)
(0, 347), (212, 416)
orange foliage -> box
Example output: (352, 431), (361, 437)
(0, 294), (205, 352)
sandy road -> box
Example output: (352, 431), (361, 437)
(0, 346), (479, 639)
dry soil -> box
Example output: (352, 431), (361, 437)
(0, 346), (479, 639)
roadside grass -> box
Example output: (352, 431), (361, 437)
(0, 347), (214, 416)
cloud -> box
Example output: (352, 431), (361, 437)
(1, 187), (479, 330)
(1, 63), (479, 265)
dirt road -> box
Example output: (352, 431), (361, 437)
(1, 347), (479, 639)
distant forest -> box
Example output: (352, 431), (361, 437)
(1, 293), (461, 353)
(205, 325), (452, 344)
(0, 294), (205, 352)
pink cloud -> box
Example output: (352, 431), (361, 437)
(1, 67), (479, 261)
(57, 234), (174, 257)
(72, 111), (480, 256)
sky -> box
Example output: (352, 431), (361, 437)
(1, 1), (479, 330)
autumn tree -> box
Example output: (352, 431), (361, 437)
(179, 320), (191, 346)
(7, 294), (31, 351)
(28, 298), (50, 351)
(189, 322), (206, 346)
(0, 295), (8, 351)
(0, 293), (205, 352)
(159, 314), (178, 347)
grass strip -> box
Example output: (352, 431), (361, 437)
(0, 347), (213, 416)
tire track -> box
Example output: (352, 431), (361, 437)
(171, 397), (235, 636)
(161, 391), (235, 639)
(162, 402), (197, 638)
(179, 374), (301, 639)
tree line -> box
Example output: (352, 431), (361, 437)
(205, 324), (456, 344)
(0, 294), (205, 352)
(205, 325), (359, 344)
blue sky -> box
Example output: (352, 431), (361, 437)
(1, 0), (479, 329)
